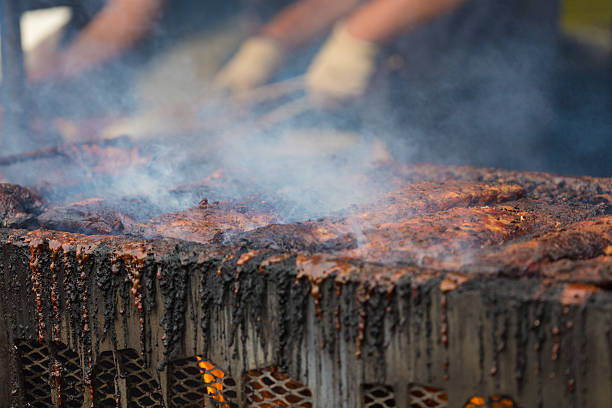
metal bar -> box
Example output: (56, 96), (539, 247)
(1, 0), (27, 154)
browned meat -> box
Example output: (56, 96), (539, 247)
(231, 173), (611, 285)
(238, 181), (525, 255)
(542, 256), (612, 288)
(141, 198), (277, 244)
(37, 198), (138, 235)
(236, 222), (357, 252)
(463, 217), (612, 278)
(36, 196), (162, 236)
(339, 205), (535, 267)
(0, 184), (44, 228)
(4, 162), (609, 288)
(341, 180), (524, 225)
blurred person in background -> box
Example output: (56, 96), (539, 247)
(22, 0), (251, 121)
(2, 0), (164, 150)
(18, 0), (166, 124)
(214, 0), (468, 101)
(215, 0), (564, 172)
(22, 0), (278, 143)
(96, 0), (286, 140)
(25, 0), (164, 83)
(14, 0), (608, 175)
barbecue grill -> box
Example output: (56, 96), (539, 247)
(1, 162), (611, 408)
(1, 3), (611, 407)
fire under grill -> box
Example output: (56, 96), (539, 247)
(0, 163), (611, 407)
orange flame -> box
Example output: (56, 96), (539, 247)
(196, 356), (229, 407)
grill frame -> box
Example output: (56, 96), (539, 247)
(0, 228), (610, 408)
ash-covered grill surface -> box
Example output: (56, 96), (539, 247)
(0, 161), (611, 408)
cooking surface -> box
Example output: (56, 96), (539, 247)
(2, 162), (610, 288)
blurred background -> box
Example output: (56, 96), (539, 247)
(0, 0), (610, 180)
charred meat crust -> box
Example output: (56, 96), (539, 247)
(2, 164), (610, 286)
(0, 184), (45, 228)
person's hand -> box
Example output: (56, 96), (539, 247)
(306, 23), (380, 105)
(213, 37), (284, 94)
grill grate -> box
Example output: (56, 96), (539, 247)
(93, 351), (118, 407)
(93, 349), (164, 407)
(408, 383), (448, 408)
(169, 357), (207, 407)
(120, 349), (164, 407)
(244, 366), (313, 408)
(362, 384), (397, 408)
(17, 339), (52, 407)
(16, 339), (84, 408)
(54, 343), (83, 408)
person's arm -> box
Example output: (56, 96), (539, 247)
(260, 0), (360, 49)
(214, 0), (359, 93)
(305, 0), (466, 102)
(345, 0), (465, 43)
(47, 0), (163, 79)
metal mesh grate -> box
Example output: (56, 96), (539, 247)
(120, 349), (164, 407)
(169, 357), (206, 407)
(244, 366), (313, 408)
(16, 339), (84, 408)
(464, 395), (516, 408)
(16, 339), (52, 407)
(408, 383), (448, 408)
(362, 384), (397, 408)
(93, 349), (164, 407)
(195, 356), (239, 408)
(93, 351), (118, 407)
(54, 343), (84, 408)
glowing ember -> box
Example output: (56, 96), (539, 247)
(196, 356), (229, 407)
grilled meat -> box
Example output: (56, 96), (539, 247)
(0, 184), (44, 228)
(237, 181), (524, 253)
(37, 198), (138, 235)
(141, 197), (278, 244)
(463, 216), (612, 277)
(37, 197), (162, 235)
(6, 163), (610, 288)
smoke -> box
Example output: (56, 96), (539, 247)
(115, 116), (390, 222)
(2, 0), (610, 225)
(211, 126), (386, 220)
